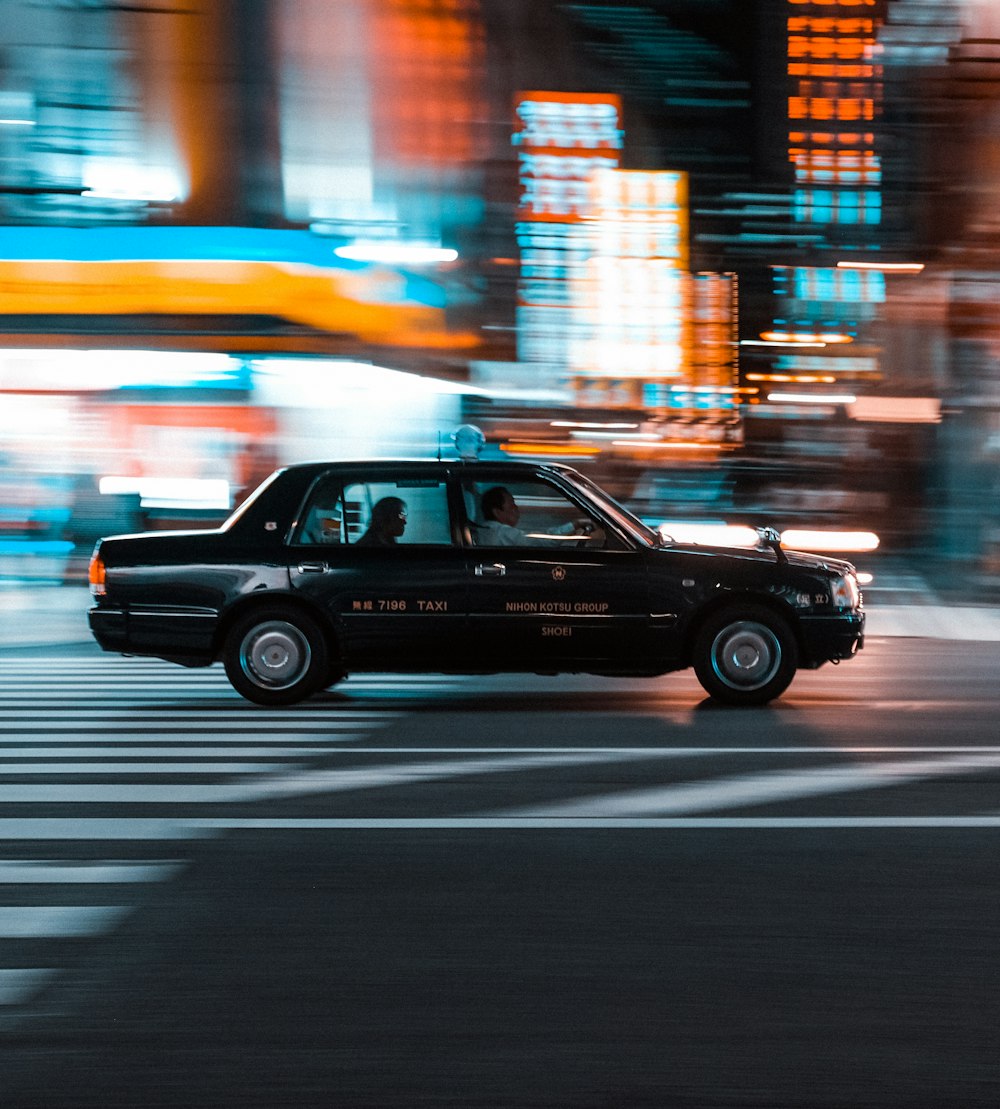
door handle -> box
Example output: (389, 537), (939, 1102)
(297, 561), (327, 573)
(475, 562), (506, 577)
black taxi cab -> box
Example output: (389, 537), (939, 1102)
(88, 439), (864, 707)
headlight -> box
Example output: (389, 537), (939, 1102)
(830, 572), (860, 610)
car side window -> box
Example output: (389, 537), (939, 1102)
(468, 478), (605, 548)
(294, 475), (453, 547)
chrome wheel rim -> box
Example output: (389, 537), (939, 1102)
(239, 621), (311, 689)
(710, 620), (781, 691)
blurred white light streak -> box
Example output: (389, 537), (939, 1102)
(334, 242), (457, 264)
(654, 524), (880, 555)
(837, 261), (924, 272)
(610, 440), (712, 450)
(659, 523), (759, 548)
(741, 339), (827, 349)
(82, 163), (184, 203)
(249, 358), (482, 399)
(768, 392), (857, 404)
(571, 430), (659, 441)
(99, 477), (230, 511)
(0, 349), (239, 391)
(550, 421), (639, 429)
(781, 530), (880, 553)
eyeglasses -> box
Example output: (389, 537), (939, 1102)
(397, 511), (407, 520)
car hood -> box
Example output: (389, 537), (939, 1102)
(781, 548), (858, 575)
(661, 541), (857, 576)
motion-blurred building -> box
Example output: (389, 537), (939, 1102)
(0, 0), (996, 584)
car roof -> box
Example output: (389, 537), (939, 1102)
(276, 458), (579, 479)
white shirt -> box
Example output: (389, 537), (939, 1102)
(477, 519), (576, 547)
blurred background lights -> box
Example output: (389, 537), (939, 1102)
(333, 242), (458, 264)
(98, 477), (230, 512)
(0, 0), (996, 589)
(82, 163), (185, 203)
(781, 530), (881, 554)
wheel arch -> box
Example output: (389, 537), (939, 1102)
(212, 591), (343, 665)
(680, 590), (803, 666)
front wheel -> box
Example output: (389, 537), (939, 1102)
(223, 606), (329, 706)
(692, 605), (797, 706)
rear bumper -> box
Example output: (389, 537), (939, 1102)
(88, 605), (128, 652)
(88, 603), (218, 659)
(798, 610), (865, 665)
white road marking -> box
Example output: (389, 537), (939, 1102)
(493, 751), (1000, 818)
(3, 710), (403, 719)
(0, 819), (205, 840)
(0, 969), (57, 1006)
(0, 906), (132, 938)
(0, 750), (669, 803)
(0, 663), (465, 1015)
(189, 816), (1000, 829)
(0, 762), (294, 775)
(4, 815), (1000, 837)
(6, 743), (1000, 755)
(6, 725), (378, 734)
(0, 745), (367, 756)
(0, 860), (183, 883)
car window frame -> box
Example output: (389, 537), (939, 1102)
(288, 465), (462, 549)
(454, 466), (640, 552)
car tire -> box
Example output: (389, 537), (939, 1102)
(692, 604), (798, 706)
(223, 606), (330, 706)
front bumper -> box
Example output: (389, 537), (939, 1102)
(798, 610), (865, 666)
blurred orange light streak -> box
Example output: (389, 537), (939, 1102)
(499, 443), (602, 457)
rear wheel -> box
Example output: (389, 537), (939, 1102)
(692, 604), (797, 706)
(223, 606), (329, 706)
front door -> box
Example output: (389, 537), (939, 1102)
(462, 474), (651, 671)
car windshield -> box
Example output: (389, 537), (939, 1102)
(565, 471), (661, 547)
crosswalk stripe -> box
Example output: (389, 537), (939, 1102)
(0, 761), (295, 774)
(0, 860), (184, 883)
(0, 656), (439, 1016)
(0, 745), (367, 756)
(0, 906), (133, 938)
(5, 726), (377, 735)
(0, 818), (204, 840)
(0, 970), (58, 1006)
(0, 714), (400, 722)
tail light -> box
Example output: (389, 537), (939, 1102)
(89, 549), (106, 597)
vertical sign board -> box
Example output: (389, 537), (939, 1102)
(513, 93), (623, 370)
(778, 0), (887, 360)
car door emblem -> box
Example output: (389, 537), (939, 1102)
(552, 566), (566, 582)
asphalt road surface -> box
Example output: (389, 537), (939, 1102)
(1, 637), (999, 1108)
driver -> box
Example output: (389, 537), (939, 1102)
(478, 486), (589, 547)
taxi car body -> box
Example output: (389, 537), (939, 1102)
(88, 455), (864, 706)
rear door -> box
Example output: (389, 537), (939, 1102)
(288, 466), (469, 670)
